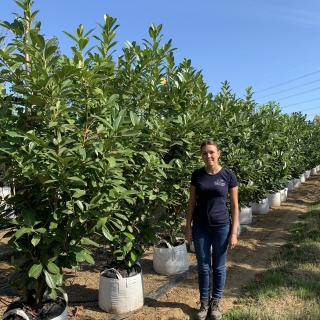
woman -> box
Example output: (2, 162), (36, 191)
(185, 140), (239, 320)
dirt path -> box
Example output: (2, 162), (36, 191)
(125, 174), (320, 320)
(1, 174), (320, 320)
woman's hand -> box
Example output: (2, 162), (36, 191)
(229, 233), (238, 249)
(185, 226), (193, 244)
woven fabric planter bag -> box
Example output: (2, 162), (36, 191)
(280, 188), (288, 202)
(268, 191), (281, 207)
(249, 197), (269, 214)
(293, 178), (301, 189)
(153, 239), (189, 276)
(239, 205), (252, 224)
(286, 180), (293, 192)
(2, 294), (68, 320)
(99, 263), (144, 314)
(305, 170), (311, 179)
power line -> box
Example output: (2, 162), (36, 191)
(305, 113), (319, 117)
(254, 70), (320, 94)
(253, 55), (320, 84)
(297, 106), (320, 113)
(281, 97), (320, 109)
(256, 79), (320, 99)
(259, 86), (320, 103)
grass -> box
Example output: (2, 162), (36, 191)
(223, 200), (320, 320)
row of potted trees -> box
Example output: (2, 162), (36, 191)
(240, 166), (320, 223)
(1, 0), (320, 317)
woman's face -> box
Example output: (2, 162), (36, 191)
(201, 144), (220, 166)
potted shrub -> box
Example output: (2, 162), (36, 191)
(0, 1), (163, 317)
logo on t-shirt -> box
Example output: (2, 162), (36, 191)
(214, 179), (226, 187)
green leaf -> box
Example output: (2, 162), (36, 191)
(47, 262), (60, 275)
(35, 228), (47, 234)
(76, 200), (84, 211)
(110, 218), (125, 231)
(123, 232), (135, 240)
(130, 111), (139, 126)
(102, 225), (114, 241)
(130, 250), (138, 262)
(68, 176), (87, 186)
(25, 132), (45, 147)
(121, 129), (138, 137)
(44, 270), (56, 289)
(27, 277), (38, 290)
(6, 131), (24, 138)
(11, 85), (28, 94)
(143, 153), (150, 163)
(90, 193), (103, 205)
(22, 209), (35, 227)
(63, 31), (78, 42)
(72, 189), (86, 198)
(83, 252), (95, 264)
(108, 157), (116, 167)
(113, 112), (125, 131)
(31, 235), (41, 247)
(74, 250), (94, 264)
(80, 237), (99, 247)
(29, 263), (43, 279)
(15, 227), (32, 239)
(157, 168), (167, 178)
(114, 212), (129, 221)
(48, 287), (57, 300)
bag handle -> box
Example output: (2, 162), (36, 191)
(153, 239), (175, 261)
(157, 239), (172, 248)
(2, 309), (30, 320)
(101, 267), (123, 279)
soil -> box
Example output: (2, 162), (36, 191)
(1, 174), (319, 320)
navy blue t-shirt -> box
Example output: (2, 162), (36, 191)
(191, 167), (238, 227)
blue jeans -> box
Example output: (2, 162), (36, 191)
(192, 223), (231, 300)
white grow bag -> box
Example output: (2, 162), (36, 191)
(300, 173), (306, 183)
(153, 239), (189, 276)
(239, 206), (252, 224)
(305, 170), (311, 179)
(268, 191), (281, 207)
(249, 197), (269, 214)
(311, 168), (317, 175)
(286, 180), (293, 192)
(2, 294), (68, 320)
(293, 178), (301, 189)
(280, 188), (288, 202)
(99, 265), (144, 314)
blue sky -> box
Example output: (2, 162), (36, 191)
(1, 0), (320, 120)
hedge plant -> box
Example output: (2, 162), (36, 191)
(1, 0), (320, 313)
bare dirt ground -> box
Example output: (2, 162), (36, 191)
(1, 174), (319, 320)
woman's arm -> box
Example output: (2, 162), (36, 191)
(229, 186), (239, 249)
(185, 185), (196, 244)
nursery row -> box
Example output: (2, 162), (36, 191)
(1, 0), (320, 318)
(238, 165), (320, 228)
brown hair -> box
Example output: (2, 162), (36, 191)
(200, 139), (220, 151)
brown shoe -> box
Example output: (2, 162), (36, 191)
(196, 299), (210, 320)
(210, 298), (222, 319)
